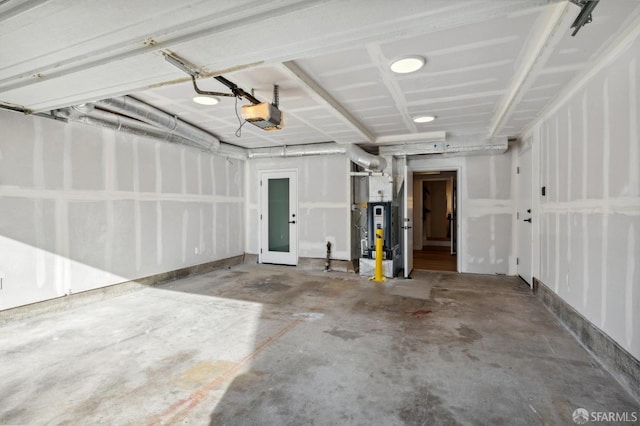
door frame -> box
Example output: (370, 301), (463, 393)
(259, 169), (298, 265)
(402, 158), (413, 278)
(516, 144), (534, 285)
(408, 165), (462, 273)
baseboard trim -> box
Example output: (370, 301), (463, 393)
(533, 277), (640, 401)
(0, 255), (244, 325)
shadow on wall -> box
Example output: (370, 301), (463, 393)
(0, 113), (244, 311)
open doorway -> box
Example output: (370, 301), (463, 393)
(412, 171), (457, 272)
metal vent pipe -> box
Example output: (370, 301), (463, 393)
(248, 142), (386, 171)
(57, 107), (195, 147)
(56, 106), (247, 159)
(96, 96), (220, 152)
(56, 99), (386, 168)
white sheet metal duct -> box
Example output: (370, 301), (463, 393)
(56, 105), (248, 159)
(379, 137), (508, 157)
(248, 142), (386, 171)
(55, 100), (386, 168)
(96, 96), (221, 152)
(57, 105), (195, 146)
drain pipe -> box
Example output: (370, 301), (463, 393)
(96, 96), (221, 152)
(248, 142), (386, 172)
(325, 241), (332, 272)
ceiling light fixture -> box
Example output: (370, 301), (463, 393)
(193, 96), (219, 105)
(390, 56), (425, 74)
(413, 115), (436, 123)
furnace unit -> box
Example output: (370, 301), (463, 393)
(365, 202), (396, 260)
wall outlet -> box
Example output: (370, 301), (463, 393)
(195, 247), (199, 254)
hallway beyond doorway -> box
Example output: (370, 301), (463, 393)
(414, 246), (457, 272)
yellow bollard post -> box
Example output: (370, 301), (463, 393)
(371, 228), (386, 282)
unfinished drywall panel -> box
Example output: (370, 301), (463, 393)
(465, 214), (512, 275)
(567, 94), (585, 203)
(0, 111), (244, 311)
(409, 151), (514, 275)
(532, 28), (640, 360)
(71, 131), (104, 191)
(246, 154), (351, 261)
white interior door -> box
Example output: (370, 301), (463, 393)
(260, 170), (298, 265)
(517, 148), (533, 285)
(403, 159), (413, 278)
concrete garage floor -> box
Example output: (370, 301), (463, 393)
(1, 264), (637, 425)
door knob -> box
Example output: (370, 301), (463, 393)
(524, 218), (532, 223)
(288, 220), (296, 224)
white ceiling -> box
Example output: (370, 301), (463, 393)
(1, 0), (639, 150)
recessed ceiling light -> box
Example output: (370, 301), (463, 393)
(413, 115), (436, 123)
(193, 96), (219, 105)
(390, 56), (425, 74)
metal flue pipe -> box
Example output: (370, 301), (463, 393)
(344, 144), (386, 171)
(96, 96), (221, 152)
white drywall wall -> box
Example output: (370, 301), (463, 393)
(246, 155), (351, 261)
(0, 112), (244, 311)
(527, 28), (640, 359)
(409, 151), (514, 275)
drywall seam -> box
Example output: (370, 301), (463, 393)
(464, 199), (512, 218)
(601, 77), (611, 329)
(554, 213), (559, 293)
(553, 116), (560, 291)
(566, 105), (572, 293)
(539, 198), (640, 215)
(33, 119), (46, 289)
(298, 202), (346, 209)
(225, 159), (231, 197)
(199, 207), (204, 256)
(581, 91), (589, 309)
(489, 155), (497, 266)
(133, 141), (142, 272)
(630, 58), (639, 197)
(212, 202), (217, 257)
(180, 148), (187, 195)
(626, 225), (635, 349)
(155, 144), (163, 266)
(582, 211), (589, 309)
(105, 131), (116, 272)
(225, 203), (230, 255)
(181, 209), (188, 264)
(0, 187), (243, 203)
(197, 153), (203, 195)
(57, 126), (72, 295)
(567, 106), (572, 203)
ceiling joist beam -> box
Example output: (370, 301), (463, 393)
(281, 61), (375, 144)
(488, 1), (571, 137)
